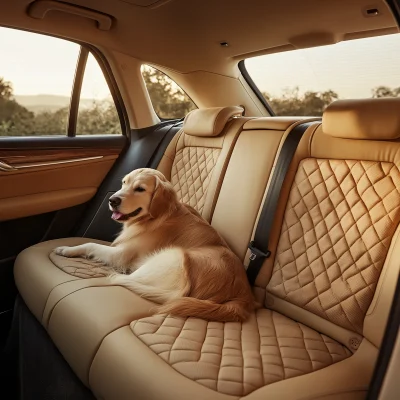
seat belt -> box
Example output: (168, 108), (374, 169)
(246, 121), (316, 285)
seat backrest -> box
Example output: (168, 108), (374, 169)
(253, 98), (400, 350)
(157, 106), (246, 221)
(211, 117), (318, 260)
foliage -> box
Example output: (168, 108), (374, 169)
(0, 68), (196, 136)
(2, 68), (400, 136)
(372, 86), (400, 98)
(142, 66), (196, 119)
(263, 87), (339, 116)
(76, 100), (122, 135)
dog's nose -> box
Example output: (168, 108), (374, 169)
(109, 196), (121, 208)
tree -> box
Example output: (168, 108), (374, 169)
(142, 66), (196, 119)
(0, 78), (13, 100)
(372, 86), (400, 98)
(0, 77), (35, 136)
(33, 107), (68, 135)
(263, 87), (339, 116)
(76, 100), (121, 135)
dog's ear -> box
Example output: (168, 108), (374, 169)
(149, 176), (178, 219)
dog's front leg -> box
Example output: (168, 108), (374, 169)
(54, 243), (122, 268)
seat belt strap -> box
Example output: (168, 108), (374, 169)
(246, 121), (316, 285)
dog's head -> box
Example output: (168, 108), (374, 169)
(108, 168), (178, 223)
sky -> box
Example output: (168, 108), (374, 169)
(1, 26), (400, 100)
(0, 27), (111, 99)
(246, 33), (400, 98)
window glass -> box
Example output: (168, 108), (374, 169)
(142, 65), (196, 119)
(76, 53), (122, 135)
(0, 27), (79, 136)
(245, 33), (400, 116)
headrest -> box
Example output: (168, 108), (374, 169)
(183, 106), (244, 137)
(322, 98), (400, 140)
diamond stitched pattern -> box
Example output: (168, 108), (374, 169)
(131, 309), (350, 396)
(267, 158), (400, 332)
(171, 146), (221, 214)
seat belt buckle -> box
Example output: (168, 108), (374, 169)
(248, 241), (271, 261)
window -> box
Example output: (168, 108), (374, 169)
(245, 33), (400, 116)
(77, 53), (121, 135)
(142, 65), (196, 119)
(0, 27), (122, 136)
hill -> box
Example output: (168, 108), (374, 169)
(14, 94), (95, 113)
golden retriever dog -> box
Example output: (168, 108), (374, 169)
(55, 168), (255, 322)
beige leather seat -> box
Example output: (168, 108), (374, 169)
(85, 99), (400, 400)
(14, 106), (247, 324)
(14, 114), (310, 387)
(157, 106), (247, 222)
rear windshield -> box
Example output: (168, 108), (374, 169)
(245, 33), (400, 116)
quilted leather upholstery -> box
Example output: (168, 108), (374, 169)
(131, 309), (350, 396)
(171, 146), (221, 213)
(49, 252), (109, 278)
(267, 158), (400, 333)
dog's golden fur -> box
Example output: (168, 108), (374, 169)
(55, 168), (255, 322)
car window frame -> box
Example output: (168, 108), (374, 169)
(0, 25), (129, 138)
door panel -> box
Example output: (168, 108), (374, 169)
(0, 135), (126, 221)
(0, 135), (126, 336)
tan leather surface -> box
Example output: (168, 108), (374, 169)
(265, 294), (363, 349)
(90, 326), (376, 400)
(364, 223), (400, 347)
(159, 117), (249, 221)
(244, 339), (376, 400)
(47, 286), (155, 385)
(211, 129), (285, 259)
(246, 116), (400, 355)
(245, 121), (321, 272)
(49, 251), (109, 278)
(131, 309), (350, 397)
(267, 157), (400, 333)
(0, 156), (115, 219)
(323, 98), (400, 140)
(183, 106), (243, 137)
(14, 238), (109, 321)
(0, 156), (116, 199)
(243, 116), (317, 131)
(0, 188), (96, 221)
(90, 326), (234, 400)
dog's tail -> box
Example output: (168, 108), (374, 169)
(110, 273), (181, 304)
(155, 297), (250, 322)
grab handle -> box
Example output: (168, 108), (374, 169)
(28, 1), (113, 31)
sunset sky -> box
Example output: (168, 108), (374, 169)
(1, 26), (400, 100)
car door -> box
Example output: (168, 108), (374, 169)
(0, 27), (128, 342)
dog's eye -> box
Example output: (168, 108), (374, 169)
(134, 187), (145, 192)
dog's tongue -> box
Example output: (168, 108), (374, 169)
(112, 211), (124, 220)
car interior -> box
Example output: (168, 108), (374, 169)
(1, 0), (400, 399)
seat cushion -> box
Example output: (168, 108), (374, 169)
(47, 285), (155, 384)
(131, 309), (351, 397)
(90, 315), (376, 400)
(14, 237), (110, 322)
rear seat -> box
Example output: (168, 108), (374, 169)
(14, 106), (246, 323)
(83, 99), (400, 400)
(14, 109), (311, 387)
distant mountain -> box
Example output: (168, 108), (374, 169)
(14, 94), (96, 114)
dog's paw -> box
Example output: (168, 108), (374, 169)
(54, 246), (80, 257)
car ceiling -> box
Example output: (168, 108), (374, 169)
(1, 0), (399, 76)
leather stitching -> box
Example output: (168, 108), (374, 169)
(130, 309), (350, 396)
(268, 158), (400, 332)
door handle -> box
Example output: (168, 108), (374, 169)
(0, 160), (16, 172)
